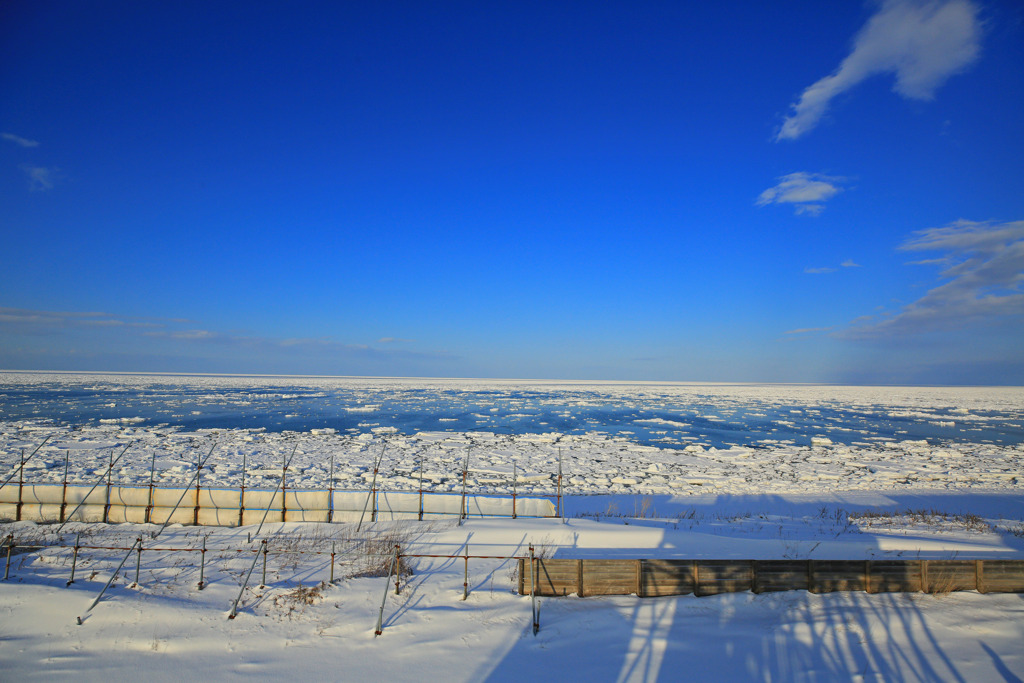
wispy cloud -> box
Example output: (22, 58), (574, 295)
(378, 337), (415, 344)
(21, 165), (57, 190)
(841, 219), (1024, 337)
(776, 0), (982, 141)
(2, 132), (39, 148)
(784, 326), (834, 335)
(757, 172), (845, 215)
(805, 259), (863, 274)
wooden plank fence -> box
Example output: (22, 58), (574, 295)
(518, 558), (1024, 597)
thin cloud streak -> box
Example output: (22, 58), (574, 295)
(2, 132), (39, 147)
(840, 219), (1024, 338)
(776, 0), (982, 141)
(757, 172), (846, 216)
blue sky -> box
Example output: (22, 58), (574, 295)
(2, 1), (1023, 384)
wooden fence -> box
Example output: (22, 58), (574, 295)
(517, 558), (1024, 597)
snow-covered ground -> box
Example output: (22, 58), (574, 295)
(2, 498), (1024, 682)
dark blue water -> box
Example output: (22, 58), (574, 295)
(1, 375), (1021, 450)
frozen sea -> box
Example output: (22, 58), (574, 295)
(2, 371), (1022, 449)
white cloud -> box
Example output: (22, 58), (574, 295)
(841, 259), (861, 268)
(784, 326), (834, 334)
(2, 132), (39, 148)
(776, 0), (982, 141)
(804, 267), (837, 274)
(21, 165), (57, 190)
(842, 219), (1024, 337)
(757, 172), (845, 215)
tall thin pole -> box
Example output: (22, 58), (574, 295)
(239, 451), (247, 528)
(16, 448), (25, 521)
(145, 451), (156, 524)
(459, 444), (470, 525)
(512, 462), (517, 520)
(60, 450), (70, 523)
(103, 448), (113, 524)
(328, 451), (335, 523)
(557, 448), (563, 519)
(193, 445), (203, 526)
(281, 447), (288, 522)
(418, 453), (424, 521)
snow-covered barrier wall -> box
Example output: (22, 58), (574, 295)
(0, 483), (556, 526)
(518, 558), (1024, 596)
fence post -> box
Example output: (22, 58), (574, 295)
(16, 448), (25, 522)
(328, 452), (335, 523)
(132, 537), (142, 587)
(239, 452), (247, 528)
(260, 539), (268, 588)
(418, 455), (424, 521)
(60, 450), (70, 523)
(103, 449), (113, 524)
(281, 449), (288, 522)
(530, 544), (539, 635)
(193, 448), (202, 526)
(394, 544), (402, 595)
(459, 445), (470, 525)
(463, 542), (469, 600)
(67, 533), (81, 586)
(556, 448), (563, 519)
(512, 462), (517, 519)
(146, 451), (156, 524)
(330, 541), (335, 583)
(198, 536), (207, 590)
(3, 534), (13, 580)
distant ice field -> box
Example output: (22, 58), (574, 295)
(2, 372), (1022, 449)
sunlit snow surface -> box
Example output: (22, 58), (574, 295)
(2, 372), (1022, 495)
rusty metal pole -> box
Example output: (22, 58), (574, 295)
(281, 448), (288, 523)
(198, 536), (207, 590)
(260, 539), (268, 588)
(3, 534), (13, 580)
(557, 448), (563, 520)
(394, 544), (401, 595)
(16, 449), (25, 522)
(463, 542), (469, 600)
(530, 544), (539, 634)
(60, 450), (70, 523)
(239, 451), (247, 528)
(327, 451), (335, 523)
(512, 462), (517, 519)
(103, 448), (113, 524)
(459, 445), (470, 526)
(418, 454), (424, 521)
(145, 451), (156, 524)
(193, 447), (202, 526)
(329, 541), (335, 583)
